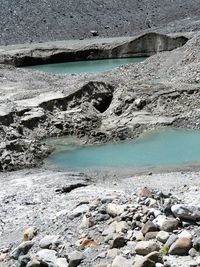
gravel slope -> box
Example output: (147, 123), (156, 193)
(1, 0), (200, 45)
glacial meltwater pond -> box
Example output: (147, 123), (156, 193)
(47, 128), (200, 171)
(24, 57), (147, 74)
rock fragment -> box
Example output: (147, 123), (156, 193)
(171, 204), (200, 221)
(168, 237), (192, 255)
(135, 240), (160, 256)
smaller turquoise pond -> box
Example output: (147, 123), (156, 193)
(24, 57), (147, 74)
(47, 128), (200, 171)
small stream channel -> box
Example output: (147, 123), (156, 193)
(46, 128), (200, 171)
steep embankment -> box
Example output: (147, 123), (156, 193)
(0, 0), (200, 45)
(0, 33), (200, 171)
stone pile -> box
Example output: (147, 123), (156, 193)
(2, 187), (200, 267)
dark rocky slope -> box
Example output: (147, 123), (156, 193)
(0, 0), (200, 45)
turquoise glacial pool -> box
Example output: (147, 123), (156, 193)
(47, 128), (200, 171)
(24, 57), (147, 74)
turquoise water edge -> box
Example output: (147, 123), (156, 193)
(24, 57), (147, 74)
(46, 128), (200, 171)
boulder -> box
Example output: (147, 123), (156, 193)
(107, 248), (120, 258)
(193, 237), (200, 250)
(35, 249), (57, 265)
(10, 241), (34, 260)
(141, 221), (158, 235)
(169, 237), (192, 255)
(160, 218), (179, 232)
(112, 255), (132, 267)
(39, 235), (61, 249)
(156, 231), (169, 244)
(135, 241), (160, 256)
(23, 227), (37, 241)
(112, 236), (126, 248)
(145, 232), (159, 241)
(165, 234), (178, 247)
(115, 221), (128, 233)
(178, 230), (192, 239)
(68, 204), (89, 219)
(106, 204), (126, 217)
(56, 258), (69, 267)
(68, 251), (85, 267)
(171, 204), (200, 221)
(133, 252), (163, 267)
(137, 187), (152, 198)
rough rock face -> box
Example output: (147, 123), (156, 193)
(0, 0), (200, 45)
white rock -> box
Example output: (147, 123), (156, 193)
(112, 255), (132, 267)
(106, 204), (126, 217)
(39, 235), (61, 249)
(178, 230), (192, 239)
(36, 249), (57, 264)
(56, 258), (69, 267)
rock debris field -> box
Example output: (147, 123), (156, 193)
(1, 2), (200, 266)
(1, 170), (200, 267)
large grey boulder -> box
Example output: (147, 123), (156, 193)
(10, 241), (34, 260)
(171, 204), (200, 221)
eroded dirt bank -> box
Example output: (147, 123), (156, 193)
(0, 33), (200, 170)
(1, 169), (200, 267)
